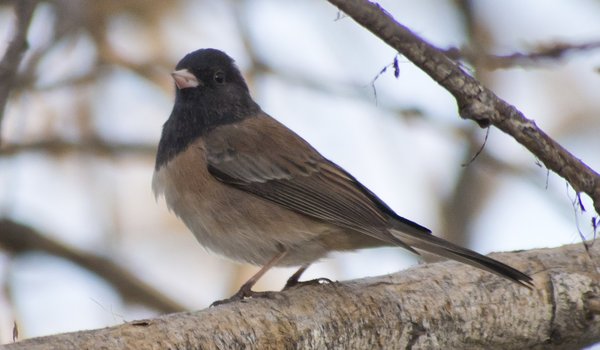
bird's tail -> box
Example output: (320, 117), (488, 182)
(389, 225), (533, 289)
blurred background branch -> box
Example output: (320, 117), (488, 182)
(444, 41), (600, 70)
(0, 0), (36, 134)
(0, 138), (155, 158)
(0, 219), (185, 313)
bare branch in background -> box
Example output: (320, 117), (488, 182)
(4, 243), (600, 349)
(445, 41), (600, 70)
(0, 219), (186, 314)
(327, 0), (600, 217)
(0, 0), (36, 137)
(438, 0), (495, 246)
(0, 138), (155, 158)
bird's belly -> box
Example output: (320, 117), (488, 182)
(152, 144), (337, 266)
(169, 188), (333, 266)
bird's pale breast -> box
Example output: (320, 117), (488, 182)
(152, 138), (369, 266)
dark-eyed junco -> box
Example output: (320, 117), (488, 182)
(153, 48), (532, 305)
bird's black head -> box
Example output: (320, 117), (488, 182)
(173, 49), (250, 99)
(155, 49), (260, 169)
(170, 48), (259, 122)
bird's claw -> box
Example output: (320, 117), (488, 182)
(210, 288), (278, 307)
(282, 277), (334, 291)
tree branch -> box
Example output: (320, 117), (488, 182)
(0, 0), (37, 135)
(326, 0), (600, 217)
(3, 243), (599, 349)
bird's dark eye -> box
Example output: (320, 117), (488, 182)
(214, 70), (225, 84)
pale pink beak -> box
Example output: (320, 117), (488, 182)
(171, 69), (200, 89)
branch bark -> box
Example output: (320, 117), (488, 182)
(326, 0), (600, 217)
(3, 243), (599, 349)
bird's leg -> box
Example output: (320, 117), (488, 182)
(283, 264), (309, 289)
(211, 250), (287, 307)
(282, 264), (333, 290)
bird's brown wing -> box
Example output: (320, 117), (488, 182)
(205, 114), (533, 288)
(204, 114), (430, 253)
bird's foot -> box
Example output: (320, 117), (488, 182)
(282, 277), (334, 291)
(210, 287), (277, 307)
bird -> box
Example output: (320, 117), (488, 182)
(152, 48), (533, 305)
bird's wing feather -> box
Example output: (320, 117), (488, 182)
(204, 114), (429, 252)
(203, 114), (533, 288)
